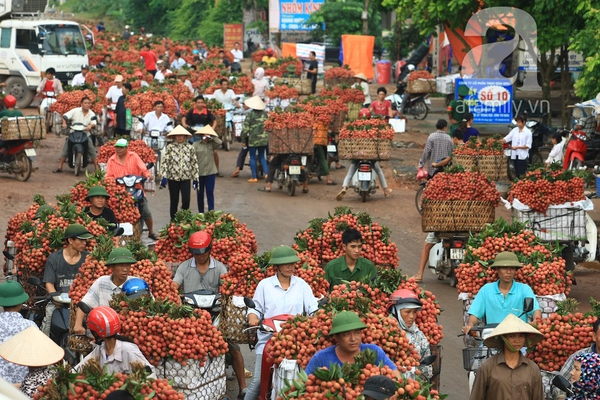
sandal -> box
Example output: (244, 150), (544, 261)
(52, 168), (62, 173)
(336, 189), (346, 201)
(257, 187), (271, 192)
(384, 189), (393, 198)
(302, 188), (309, 193)
(335, 165), (345, 169)
(326, 181), (337, 186)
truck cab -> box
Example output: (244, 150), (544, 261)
(0, 1), (88, 108)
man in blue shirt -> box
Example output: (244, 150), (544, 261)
(463, 251), (541, 334)
(305, 311), (400, 379)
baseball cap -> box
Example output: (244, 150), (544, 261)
(115, 138), (128, 147)
(114, 75), (124, 82)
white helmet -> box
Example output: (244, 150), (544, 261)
(407, 64), (415, 71)
(125, 25), (130, 30)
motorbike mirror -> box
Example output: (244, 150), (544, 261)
(166, 121), (173, 126)
(552, 375), (573, 396)
(91, 116), (97, 121)
(318, 297), (330, 308)
(146, 162), (154, 170)
(27, 276), (43, 286)
(523, 297), (534, 314)
(420, 355), (437, 366)
(113, 227), (125, 237)
(64, 348), (77, 366)
(243, 297), (256, 309)
(115, 178), (125, 184)
(2, 250), (14, 261)
(78, 301), (92, 314)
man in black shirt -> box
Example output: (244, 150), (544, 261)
(306, 51), (319, 94)
(218, 50), (231, 72)
(115, 82), (132, 136)
(84, 185), (117, 225)
(181, 95), (218, 141)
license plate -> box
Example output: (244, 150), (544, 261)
(24, 148), (36, 157)
(450, 248), (464, 260)
(289, 165), (301, 175)
(424, 98), (431, 105)
(327, 144), (337, 152)
(358, 172), (371, 181)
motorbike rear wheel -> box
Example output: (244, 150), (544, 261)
(287, 180), (296, 196)
(412, 99), (428, 120)
(222, 126), (232, 151)
(361, 190), (368, 202)
(14, 151), (32, 181)
(529, 151), (543, 166)
(507, 159), (516, 181)
(74, 153), (82, 176)
(415, 186), (425, 214)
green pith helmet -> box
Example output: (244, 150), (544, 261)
(105, 248), (136, 266)
(490, 251), (523, 268)
(267, 245), (301, 265)
(328, 311), (367, 336)
(458, 85), (469, 98)
(0, 281), (29, 307)
(63, 224), (93, 240)
(86, 186), (110, 200)
(35, 204), (55, 219)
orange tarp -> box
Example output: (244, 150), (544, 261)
(341, 35), (374, 80)
(281, 43), (296, 58)
(444, 25), (482, 75)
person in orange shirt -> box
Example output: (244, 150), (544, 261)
(105, 139), (157, 240)
(139, 44), (158, 77)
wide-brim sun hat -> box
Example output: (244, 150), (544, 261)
(167, 125), (192, 137)
(114, 75), (124, 82)
(329, 311), (367, 336)
(483, 314), (545, 349)
(0, 281), (29, 307)
(244, 96), (266, 111)
(490, 251), (523, 268)
(0, 326), (64, 367)
(105, 247), (137, 266)
(354, 73), (368, 82)
(86, 185), (110, 200)
(195, 125), (218, 137)
(268, 245), (301, 265)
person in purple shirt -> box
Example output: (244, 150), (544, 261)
(304, 311), (400, 378)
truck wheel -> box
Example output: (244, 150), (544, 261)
(5, 77), (34, 109)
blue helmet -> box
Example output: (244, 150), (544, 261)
(122, 278), (150, 299)
(192, 49), (200, 55)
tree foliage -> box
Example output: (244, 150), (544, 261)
(571, 2), (600, 100)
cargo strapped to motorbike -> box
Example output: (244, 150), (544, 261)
(268, 127), (314, 155)
(452, 155), (508, 182)
(219, 294), (257, 345)
(1, 116), (45, 141)
(157, 355), (227, 400)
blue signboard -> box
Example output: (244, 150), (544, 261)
(455, 78), (513, 124)
(279, 0), (324, 31)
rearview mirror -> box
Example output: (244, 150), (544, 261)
(78, 301), (92, 314)
(27, 276), (43, 286)
(2, 250), (14, 261)
(420, 355), (437, 366)
(551, 375), (573, 396)
(243, 297), (256, 309)
(523, 297), (534, 314)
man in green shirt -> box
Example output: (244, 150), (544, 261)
(0, 95), (23, 118)
(324, 229), (377, 290)
(447, 85), (469, 135)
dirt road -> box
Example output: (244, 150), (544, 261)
(2, 105), (599, 399)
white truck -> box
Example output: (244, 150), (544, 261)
(0, 0), (88, 108)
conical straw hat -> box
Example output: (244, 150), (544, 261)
(0, 326), (64, 367)
(166, 125), (192, 137)
(195, 125), (218, 136)
(483, 314), (544, 349)
(244, 96), (266, 111)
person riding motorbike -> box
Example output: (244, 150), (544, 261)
(324, 228), (377, 290)
(42, 224), (93, 336)
(388, 289), (432, 378)
(173, 231), (249, 398)
(138, 100), (173, 136)
(83, 185), (117, 225)
(335, 110), (391, 199)
(122, 278), (151, 299)
(36, 68), (64, 102)
(53, 97), (98, 173)
(259, 152), (310, 193)
(75, 306), (154, 375)
(361, 375), (397, 400)
(71, 65), (89, 87)
(0, 96), (23, 156)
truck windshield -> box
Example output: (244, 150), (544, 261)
(39, 24), (86, 56)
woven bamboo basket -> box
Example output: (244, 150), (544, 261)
(214, 114), (226, 137)
(68, 303), (94, 354)
(219, 296), (255, 344)
(407, 79), (437, 94)
(346, 102), (362, 121)
(268, 127), (314, 154)
(421, 200), (495, 232)
(338, 137), (391, 161)
(1, 117), (45, 140)
(329, 111), (347, 132)
(324, 77), (355, 87)
(453, 155), (508, 182)
(313, 123), (328, 146)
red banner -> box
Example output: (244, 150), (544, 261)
(223, 24), (244, 52)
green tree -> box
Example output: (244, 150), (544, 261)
(123, 0), (181, 36)
(197, 0), (244, 45)
(571, 3), (600, 101)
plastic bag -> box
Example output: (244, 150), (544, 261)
(416, 167), (428, 181)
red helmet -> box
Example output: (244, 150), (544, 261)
(188, 231), (212, 255)
(134, 70), (143, 77)
(87, 306), (121, 338)
(359, 108), (371, 118)
(4, 95), (16, 108)
(266, 48), (274, 56)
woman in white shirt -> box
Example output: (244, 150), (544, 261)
(503, 115), (532, 177)
(546, 132), (565, 166)
(354, 73), (372, 107)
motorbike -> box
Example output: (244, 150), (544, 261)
(386, 82), (430, 120)
(274, 154), (306, 196)
(106, 103), (117, 139)
(563, 128), (588, 170)
(0, 138), (35, 181)
(139, 118), (172, 175)
(67, 122), (90, 176)
(459, 298), (534, 394)
(427, 233), (469, 287)
(231, 59), (242, 73)
(40, 91), (58, 134)
(242, 297), (296, 400)
(115, 165), (152, 234)
(182, 289), (221, 326)
(351, 160), (378, 202)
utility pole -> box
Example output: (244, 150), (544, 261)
(362, 0), (369, 35)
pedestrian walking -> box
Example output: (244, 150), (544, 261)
(193, 125), (222, 213)
(240, 96), (268, 183)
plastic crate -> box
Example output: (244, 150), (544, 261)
(462, 347), (499, 372)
